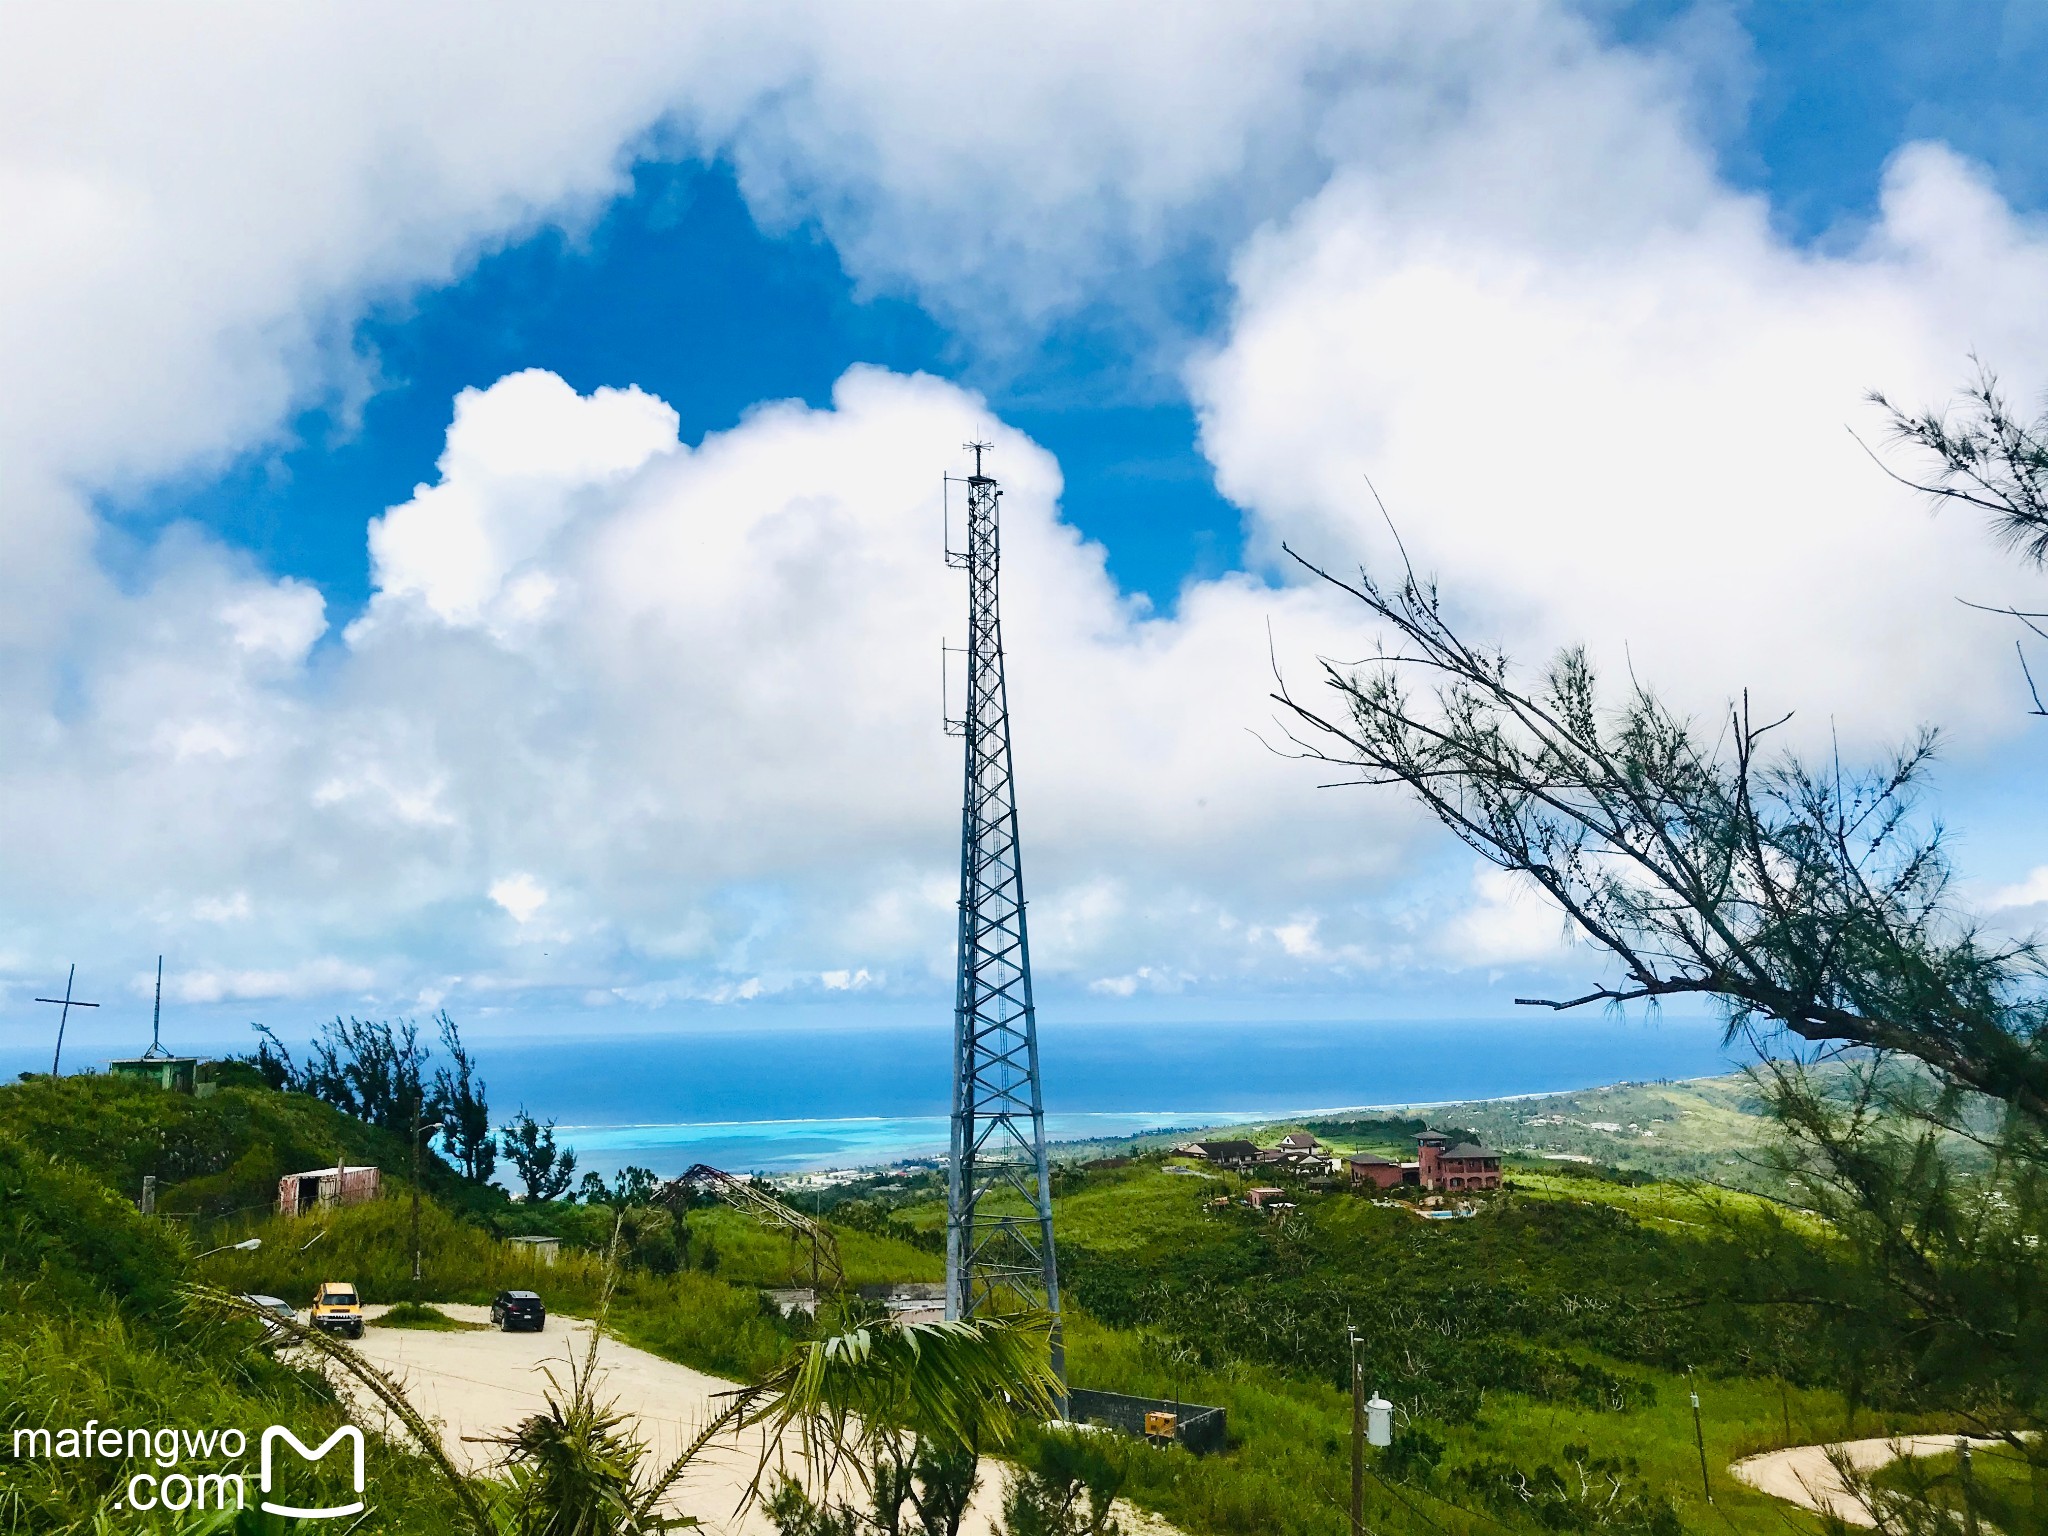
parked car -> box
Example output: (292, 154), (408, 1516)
(310, 1281), (364, 1339)
(490, 1289), (545, 1332)
(242, 1294), (298, 1338)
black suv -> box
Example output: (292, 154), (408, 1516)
(491, 1289), (545, 1332)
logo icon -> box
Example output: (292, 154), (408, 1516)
(259, 1426), (365, 1519)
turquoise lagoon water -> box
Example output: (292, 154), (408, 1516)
(486, 1015), (1742, 1177)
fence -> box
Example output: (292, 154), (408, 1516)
(1065, 1388), (1227, 1455)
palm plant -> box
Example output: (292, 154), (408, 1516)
(479, 1310), (745, 1536)
(745, 1310), (1062, 1536)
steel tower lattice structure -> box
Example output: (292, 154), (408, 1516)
(943, 443), (1064, 1385)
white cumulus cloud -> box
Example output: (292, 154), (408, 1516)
(490, 874), (551, 926)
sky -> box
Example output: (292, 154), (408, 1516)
(4, 1), (2048, 1061)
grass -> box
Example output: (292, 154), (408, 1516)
(0, 1069), (1989, 1536)
(0, 1070), (481, 1220)
(375, 1301), (487, 1331)
(0, 1125), (472, 1534)
(882, 1157), (1979, 1535)
(681, 1202), (943, 1290)
(1868, 1439), (2047, 1525)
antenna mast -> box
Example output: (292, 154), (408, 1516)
(943, 442), (1064, 1387)
(142, 956), (170, 1060)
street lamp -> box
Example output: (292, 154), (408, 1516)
(195, 1237), (262, 1260)
(411, 1115), (447, 1285)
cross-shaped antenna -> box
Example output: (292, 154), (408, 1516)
(140, 956), (172, 1060)
(963, 439), (992, 479)
(35, 964), (100, 1076)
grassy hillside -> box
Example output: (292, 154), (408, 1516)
(865, 1151), (1967, 1535)
(0, 1070), (479, 1220)
(0, 1122), (471, 1533)
(1, 1066), (1984, 1536)
(1026, 1071), (1787, 1192)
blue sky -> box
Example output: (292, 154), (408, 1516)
(119, 158), (1245, 620)
(5, 2), (2048, 1058)
(116, 1), (2048, 618)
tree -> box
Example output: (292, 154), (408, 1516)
(1269, 545), (2047, 1118)
(750, 1311), (1063, 1536)
(299, 1015), (431, 1138)
(1869, 363), (2048, 715)
(502, 1110), (577, 1203)
(1267, 519), (2047, 1478)
(573, 1166), (660, 1209)
(430, 1012), (494, 1184)
(244, 1023), (298, 1090)
(1001, 1431), (1126, 1536)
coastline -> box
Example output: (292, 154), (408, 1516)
(558, 1068), (1744, 1180)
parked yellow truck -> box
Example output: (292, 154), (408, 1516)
(310, 1281), (364, 1339)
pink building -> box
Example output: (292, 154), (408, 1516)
(1348, 1154), (1405, 1190)
(1415, 1132), (1501, 1192)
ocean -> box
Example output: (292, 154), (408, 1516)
(3, 1013), (1744, 1177)
(483, 1015), (1741, 1176)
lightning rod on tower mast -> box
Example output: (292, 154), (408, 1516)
(943, 441), (1065, 1392)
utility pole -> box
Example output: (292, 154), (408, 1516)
(1349, 1327), (1365, 1536)
(411, 1114), (445, 1285)
(34, 965), (99, 1075)
(942, 443), (1063, 1391)
(1689, 1368), (1713, 1503)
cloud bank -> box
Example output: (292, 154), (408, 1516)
(1, 3), (2044, 1023)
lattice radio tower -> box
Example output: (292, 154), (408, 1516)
(943, 442), (1064, 1384)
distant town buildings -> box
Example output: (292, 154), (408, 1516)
(1183, 1127), (1504, 1198)
(1174, 1138), (1262, 1171)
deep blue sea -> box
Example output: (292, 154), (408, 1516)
(3, 1015), (1743, 1178)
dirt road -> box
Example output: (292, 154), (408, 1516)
(1730, 1434), (2003, 1527)
(341, 1304), (1167, 1536)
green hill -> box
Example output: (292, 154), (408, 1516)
(0, 1109), (470, 1533)
(0, 1066), (1997, 1536)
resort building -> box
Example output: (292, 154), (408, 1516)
(1416, 1131), (1503, 1191)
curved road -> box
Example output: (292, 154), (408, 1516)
(1730, 1434), (2004, 1527)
